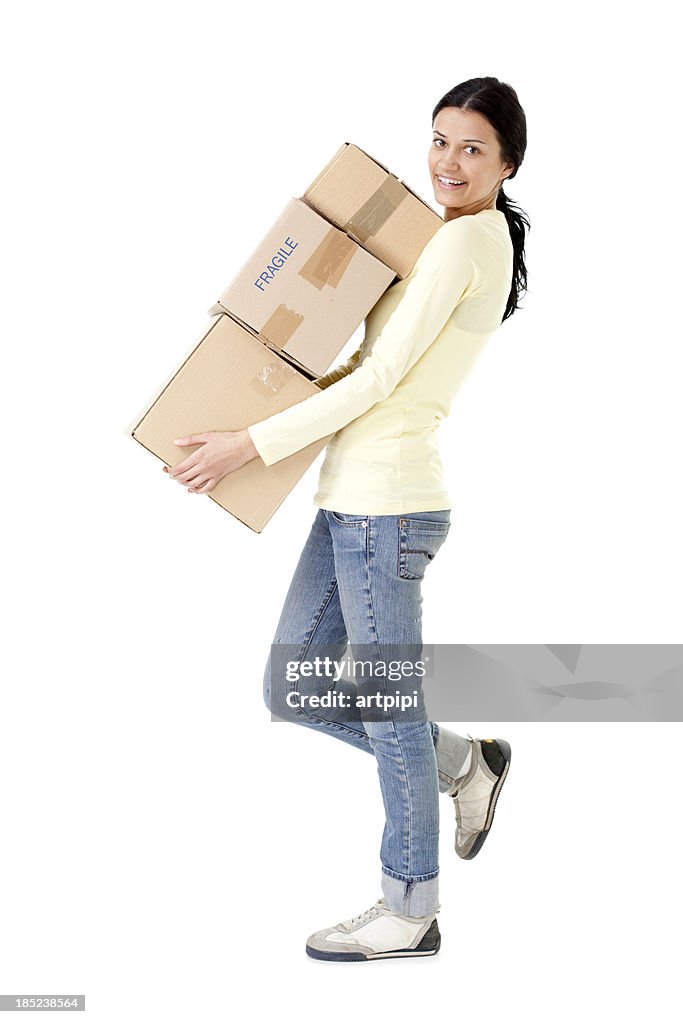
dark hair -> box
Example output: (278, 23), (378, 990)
(432, 77), (529, 322)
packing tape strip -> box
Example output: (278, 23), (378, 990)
(298, 228), (356, 291)
(260, 303), (304, 350)
(207, 300), (304, 353)
(249, 358), (298, 397)
(343, 175), (407, 244)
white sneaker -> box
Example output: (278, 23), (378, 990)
(448, 734), (512, 860)
(305, 898), (441, 961)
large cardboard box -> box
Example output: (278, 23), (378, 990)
(128, 313), (333, 533)
(304, 143), (442, 279)
(207, 197), (394, 378)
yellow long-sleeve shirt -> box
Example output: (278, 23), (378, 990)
(246, 208), (513, 515)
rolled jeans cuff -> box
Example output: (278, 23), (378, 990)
(381, 871), (439, 918)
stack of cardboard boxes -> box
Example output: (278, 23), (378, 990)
(128, 143), (442, 532)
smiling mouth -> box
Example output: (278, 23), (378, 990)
(436, 175), (466, 189)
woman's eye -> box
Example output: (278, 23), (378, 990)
(432, 140), (479, 153)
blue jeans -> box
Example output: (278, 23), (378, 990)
(262, 508), (471, 917)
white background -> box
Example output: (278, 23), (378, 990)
(1, 1), (681, 1020)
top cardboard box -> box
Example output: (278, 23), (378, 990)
(304, 143), (443, 280)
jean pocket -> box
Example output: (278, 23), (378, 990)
(329, 510), (369, 527)
(398, 516), (451, 580)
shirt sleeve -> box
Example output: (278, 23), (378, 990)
(247, 216), (488, 466)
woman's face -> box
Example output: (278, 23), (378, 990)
(428, 106), (514, 220)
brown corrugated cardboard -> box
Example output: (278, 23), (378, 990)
(129, 313), (332, 533)
(207, 197), (394, 378)
(304, 143), (442, 280)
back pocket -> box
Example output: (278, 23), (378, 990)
(398, 516), (451, 580)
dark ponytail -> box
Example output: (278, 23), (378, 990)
(432, 77), (529, 323)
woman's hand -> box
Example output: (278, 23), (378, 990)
(163, 428), (260, 494)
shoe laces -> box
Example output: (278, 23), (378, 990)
(341, 899), (385, 930)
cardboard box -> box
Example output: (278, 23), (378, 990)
(304, 143), (442, 279)
(207, 197), (394, 378)
(128, 313), (333, 533)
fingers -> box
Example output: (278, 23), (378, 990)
(189, 478), (216, 494)
(174, 434), (210, 446)
(166, 449), (204, 481)
(163, 463), (215, 494)
(163, 460), (202, 485)
(163, 433), (218, 494)
(169, 465), (204, 485)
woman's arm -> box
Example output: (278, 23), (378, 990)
(247, 216), (490, 467)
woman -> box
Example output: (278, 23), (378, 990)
(165, 77), (529, 961)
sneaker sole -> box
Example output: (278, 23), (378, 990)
(305, 919), (441, 961)
(459, 738), (511, 860)
(305, 943), (440, 961)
